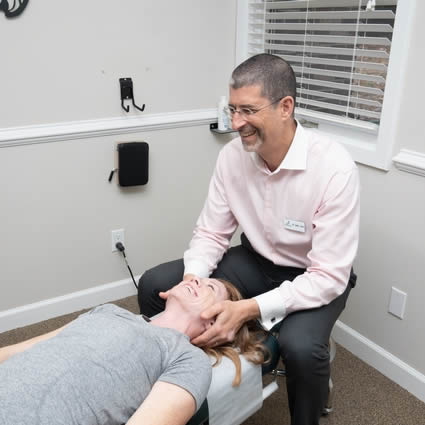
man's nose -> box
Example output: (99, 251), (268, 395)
(231, 112), (247, 131)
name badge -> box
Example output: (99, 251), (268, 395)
(284, 218), (305, 233)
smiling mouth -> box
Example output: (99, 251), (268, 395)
(239, 129), (257, 137)
(240, 129), (256, 138)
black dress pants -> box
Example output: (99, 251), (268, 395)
(138, 234), (355, 425)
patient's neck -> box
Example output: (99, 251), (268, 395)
(150, 310), (196, 339)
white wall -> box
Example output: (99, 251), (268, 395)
(0, 126), (235, 310)
(1, 0), (236, 127)
(336, 0), (425, 396)
(0, 0), (237, 312)
(345, 166), (425, 370)
(335, 161), (425, 401)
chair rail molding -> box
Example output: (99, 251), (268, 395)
(392, 149), (425, 177)
(0, 109), (217, 148)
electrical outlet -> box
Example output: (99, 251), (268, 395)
(388, 287), (407, 319)
(111, 229), (125, 252)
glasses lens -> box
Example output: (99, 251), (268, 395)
(224, 107), (233, 119)
(225, 108), (250, 120)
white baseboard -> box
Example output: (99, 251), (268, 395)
(333, 320), (425, 403)
(0, 277), (139, 334)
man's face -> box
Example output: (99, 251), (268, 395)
(228, 85), (282, 155)
(168, 278), (228, 334)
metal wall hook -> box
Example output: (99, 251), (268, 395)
(0, 0), (29, 18)
(119, 77), (145, 113)
(132, 98), (145, 112)
(121, 99), (130, 113)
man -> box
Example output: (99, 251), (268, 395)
(1, 277), (265, 425)
(139, 53), (360, 425)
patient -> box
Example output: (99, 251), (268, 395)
(0, 277), (265, 425)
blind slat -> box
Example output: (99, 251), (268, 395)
(262, 0), (397, 9)
(261, 33), (392, 46)
(264, 42), (390, 59)
(271, 54), (387, 72)
(295, 108), (380, 132)
(262, 23), (394, 32)
(297, 98), (381, 119)
(292, 65), (386, 84)
(297, 78), (384, 96)
(258, 10), (395, 20)
(298, 89), (382, 107)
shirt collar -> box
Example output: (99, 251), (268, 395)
(250, 120), (308, 173)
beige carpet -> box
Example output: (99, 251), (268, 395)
(1, 295), (424, 425)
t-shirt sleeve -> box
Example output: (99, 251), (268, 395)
(157, 345), (212, 411)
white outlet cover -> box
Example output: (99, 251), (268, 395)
(111, 229), (125, 252)
(388, 287), (407, 319)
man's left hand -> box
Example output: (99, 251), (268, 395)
(191, 299), (260, 347)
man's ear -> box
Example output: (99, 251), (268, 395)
(279, 96), (295, 120)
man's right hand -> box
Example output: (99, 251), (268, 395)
(191, 298), (260, 348)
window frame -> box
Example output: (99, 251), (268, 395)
(235, 0), (412, 170)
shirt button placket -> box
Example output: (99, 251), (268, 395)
(264, 178), (272, 246)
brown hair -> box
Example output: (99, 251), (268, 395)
(203, 279), (268, 387)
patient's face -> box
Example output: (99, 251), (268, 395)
(168, 277), (229, 335)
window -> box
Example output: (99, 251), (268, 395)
(236, 0), (410, 170)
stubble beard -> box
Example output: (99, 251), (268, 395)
(242, 138), (263, 153)
(240, 126), (264, 153)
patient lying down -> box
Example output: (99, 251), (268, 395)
(0, 278), (266, 425)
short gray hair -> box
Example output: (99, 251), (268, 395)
(230, 54), (296, 104)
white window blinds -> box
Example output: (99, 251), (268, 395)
(248, 0), (397, 129)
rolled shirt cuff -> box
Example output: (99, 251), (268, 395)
(183, 260), (210, 279)
(254, 288), (287, 331)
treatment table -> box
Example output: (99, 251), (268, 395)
(187, 332), (336, 425)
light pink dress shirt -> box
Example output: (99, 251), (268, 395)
(184, 123), (360, 330)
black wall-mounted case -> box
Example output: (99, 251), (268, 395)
(117, 142), (149, 187)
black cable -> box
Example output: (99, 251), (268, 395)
(116, 242), (138, 290)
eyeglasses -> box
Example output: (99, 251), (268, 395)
(224, 98), (283, 121)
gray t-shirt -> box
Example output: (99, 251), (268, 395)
(0, 304), (212, 425)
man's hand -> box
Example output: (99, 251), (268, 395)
(191, 299), (260, 348)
